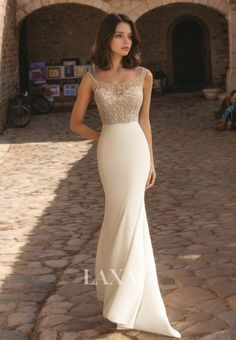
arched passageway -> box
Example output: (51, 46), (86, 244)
(16, 2), (230, 97)
(1, 0), (235, 133)
(18, 3), (105, 102)
(171, 16), (211, 91)
(136, 3), (229, 92)
(173, 19), (204, 86)
(16, 0), (228, 24)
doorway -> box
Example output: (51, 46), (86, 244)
(172, 18), (211, 91)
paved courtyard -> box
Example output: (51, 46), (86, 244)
(0, 92), (236, 340)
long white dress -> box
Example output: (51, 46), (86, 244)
(87, 66), (181, 338)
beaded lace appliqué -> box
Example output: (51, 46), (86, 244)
(88, 67), (148, 125)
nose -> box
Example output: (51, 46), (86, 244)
(123, 36), (130, 45)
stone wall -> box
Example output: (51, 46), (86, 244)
(0, 0), (234, 134)
(27, 4), (105, 65)
(137, 3), (229, 86)
(16, 0), (229, 24)
(227, 3), (236, 92)
(26, 3), (229, 87)
(0, 0), (18, 134)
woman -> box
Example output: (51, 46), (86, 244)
(70, 13), (181, 338)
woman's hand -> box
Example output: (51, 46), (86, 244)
(145, 161), (156, 190)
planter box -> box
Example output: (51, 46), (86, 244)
(202, 88), (221, 100)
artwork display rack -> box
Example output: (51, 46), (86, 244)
(29, 63), (93, 110)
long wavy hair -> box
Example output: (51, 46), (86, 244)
(89, 13), (142, 69)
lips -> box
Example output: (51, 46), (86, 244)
(122, 47), (130, 51)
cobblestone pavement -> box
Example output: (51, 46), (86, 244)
(0, 92), (236, 340)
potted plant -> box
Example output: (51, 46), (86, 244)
(202, 83), (221, 100)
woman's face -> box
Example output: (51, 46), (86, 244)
(109, 22), (132, 57)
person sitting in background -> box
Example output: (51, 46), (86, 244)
(214, 89), (236, 131)
(152, 68), (168, 93)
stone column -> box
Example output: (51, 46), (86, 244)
(0, 0), (18, 135)
(227, 2), (236, 93)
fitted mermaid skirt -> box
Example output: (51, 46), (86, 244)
(95, 121), (181, 338)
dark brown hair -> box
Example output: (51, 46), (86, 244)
(89, 13), (142, 69)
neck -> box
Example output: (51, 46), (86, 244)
(110, 54), (123, 72)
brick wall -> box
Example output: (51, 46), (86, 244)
(0, 0), (18, 134)
(137, 3), (229, 86)
(26, 3), (229, 87)
(27, 4), (105, 65)
(16, 1), (229, 24)
(0, 0), (234, 134)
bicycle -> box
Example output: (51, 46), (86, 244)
(7, 83), (54, 128)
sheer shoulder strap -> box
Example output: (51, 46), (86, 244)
(87, 71), (96, 83)
(139, 67), (148, 82)
(86, 71), (97, 92)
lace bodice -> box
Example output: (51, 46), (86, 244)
(87, 66), (148, 124)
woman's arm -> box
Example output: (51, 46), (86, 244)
(70, 73), (101, 142)
(138, 69), (154, 164)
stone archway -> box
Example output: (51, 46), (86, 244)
(16, 0), (229, 24)
(136, 3), (229, 91)
(14, 0), (233, 94)
(135, 0), (228, 19)
(16, 0), (109, 24)
(167, 15), (212, 90)
(18, 3), (106, 94)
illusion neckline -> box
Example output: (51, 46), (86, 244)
(88, 67), (145, 86)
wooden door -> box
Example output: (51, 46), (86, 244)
(173, 20), (204, 86)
